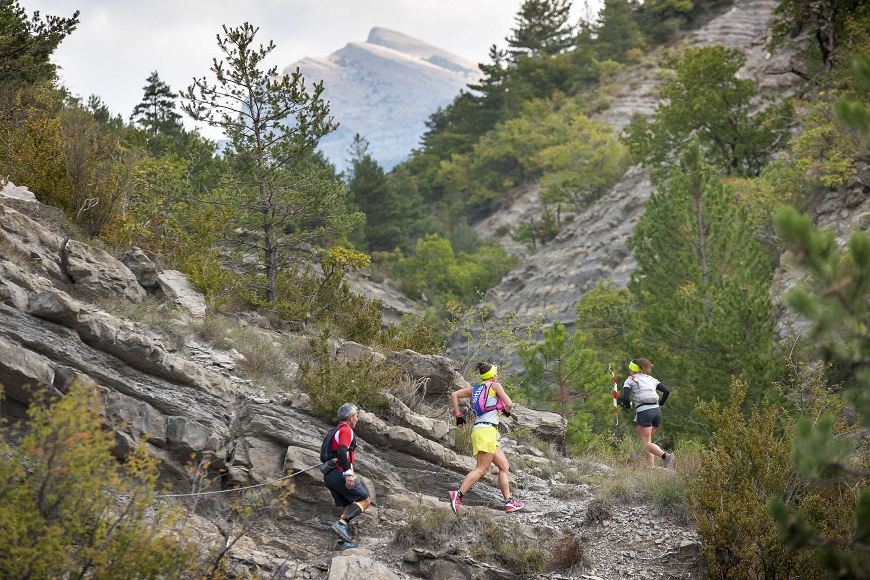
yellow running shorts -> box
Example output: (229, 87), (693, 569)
(471, 425), (499, 456)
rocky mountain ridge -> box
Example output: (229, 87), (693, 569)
(289, 27), (480, 172)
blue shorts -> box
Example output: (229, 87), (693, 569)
(636, 406), (662, 428)
(324, 468), (369, 507)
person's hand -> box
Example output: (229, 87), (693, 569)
(345, 475), (355, 489)
(455, 413), (466, 428)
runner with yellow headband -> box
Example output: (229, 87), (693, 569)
(448, 362), (525, 515)
(621, 358), (674, 468)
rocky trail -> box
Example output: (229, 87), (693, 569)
(0, 189), (700, 579)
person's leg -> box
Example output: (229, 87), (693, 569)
(331, 479), (371, 542)
(637, 425), (665, 465)
(459, 451), (494, 494)
(492, 446), (511, 500)
(493, 446), (525, 512)
(339, 481), (371, 523)
(648, 426), (663, 463)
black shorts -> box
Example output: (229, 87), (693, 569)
(324, 468), (369, 507)
(636, 406), (662, 428)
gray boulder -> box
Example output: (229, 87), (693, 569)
(387, 349), (468, 399)
(63, 238), (146, 302)
(120, 247), (160, 289)
(1, 180), (37, 202)
(157, 269), (207, 318)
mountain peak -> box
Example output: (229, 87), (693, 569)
(286, 28), (479, 171)
(366, 26), (419, 46)
(365, 26), (479, 73)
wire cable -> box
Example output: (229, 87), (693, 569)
(156, 461), (325, 499)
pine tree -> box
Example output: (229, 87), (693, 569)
(507, 0), (575, 61)
(181, 23), (362, 303)
(769, 0), (853, 74)
(626, 141), (780, 424)
(768, 57), (870, 575)
(463, 45), (510, 134)
(625, 46), (792, 177)
(346, 134), (428, 252)
(593, 0), (644, 63)
(0, 1), (79, 92)
(518, 320), (610, 421)
(130, 70), (182, 137)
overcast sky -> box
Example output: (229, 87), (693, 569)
(25, 0), (598, 140)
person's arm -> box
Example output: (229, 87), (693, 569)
(491, 381), (513, 413)
(335, 426), (353, 474)
(656, 383), (670, 407)
(451, 387), (473, 425)
(621, 379), (633, 410)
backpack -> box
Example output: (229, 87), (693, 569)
(471, 382), (505, 416)
(320, 425), (340, 463)
(320, 424), (357, 463)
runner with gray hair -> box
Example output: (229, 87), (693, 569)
(323, 402), (371, 549)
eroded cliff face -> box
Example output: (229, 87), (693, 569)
(448, 0), (822, 365)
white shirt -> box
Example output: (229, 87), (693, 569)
(623, 372), (661, 406)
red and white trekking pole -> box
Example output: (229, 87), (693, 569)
(609, 364), (619, 426)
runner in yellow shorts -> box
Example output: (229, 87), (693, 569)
(448, 362), (525, 515)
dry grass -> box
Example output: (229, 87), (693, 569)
(582, 439), (699, 524)
(393, 507), (459, 550)
(396, 507), (583, 577)
(192, 313), (235, 348)
(94, 295), (187, 349)
(223, 326), (300, 393)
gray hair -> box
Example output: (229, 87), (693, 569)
(337, 403), (358, 421)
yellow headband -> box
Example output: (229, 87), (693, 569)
(629, 361), (641, 373)
(480, 365), (498, 380)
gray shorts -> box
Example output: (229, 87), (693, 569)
(636, 406), (662, 428)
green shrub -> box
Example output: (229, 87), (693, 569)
(240, 260), (384, 345)
(377, 312), (444, 355)
(565, 412), (597, 455)
(299, 335), (397, 422)
(0, 381), (221, 578)
(686, 379), (823, 579)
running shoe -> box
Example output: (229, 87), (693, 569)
(505, 497), (525, 513)
(449, 490), (463, 516)
(663, 453), (675, 469)
(335, 540), (358, 550)
(331, 520), (352, 542)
